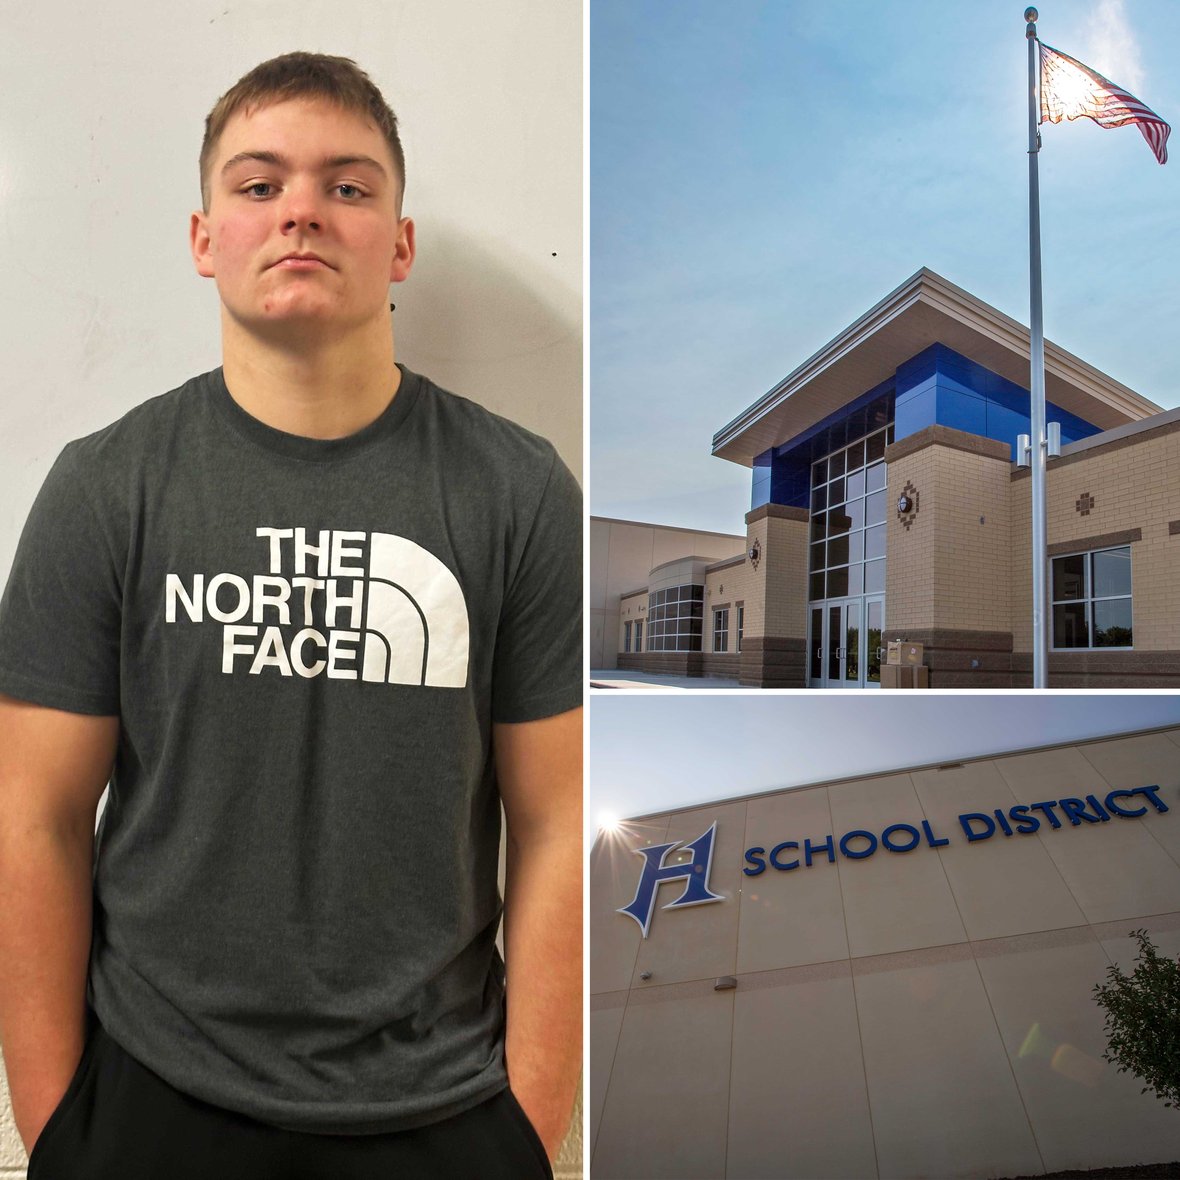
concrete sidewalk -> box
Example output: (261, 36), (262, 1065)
(588, 669), (746, 690)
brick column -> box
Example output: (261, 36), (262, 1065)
(739, 503), (809, 687)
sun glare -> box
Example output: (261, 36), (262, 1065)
(597, 810), (621, 833)
(1049, 65), (1097, 119)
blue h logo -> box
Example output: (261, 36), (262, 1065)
(618, 823), (724, 938)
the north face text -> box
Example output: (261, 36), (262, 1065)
(165, 527), (470, 687)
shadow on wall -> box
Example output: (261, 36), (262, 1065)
(396, 220), (581, 476)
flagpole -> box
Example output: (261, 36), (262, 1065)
(1026, 7), (1048, 688)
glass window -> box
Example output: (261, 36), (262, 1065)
(1093, 597), (1132, 647)
(1093, 547), (1131, 598)
(736, 605), (744, 653)
(805, 411), (892, 614)
(865, 490), (886, 526)
(1051, 546), (1132, 650)
(646, 583), (706, 651)
(713, 607), (729, 653)
(864, 559), (886, 594)
(1053, 601), (1088, 649)
(623, 622), (632, 653)
(827, 508), (852, 537)
(1052, 554), (1086, 601)
(635, 620), (643, 652)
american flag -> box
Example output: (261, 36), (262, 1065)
(1039, 41), (1170, 165)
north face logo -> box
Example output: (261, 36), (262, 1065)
(165, 527), (469, 687)
(618, 822), (724, 938)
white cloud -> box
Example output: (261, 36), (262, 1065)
(1083, 0), (1144, 93)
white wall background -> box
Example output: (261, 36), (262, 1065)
(0, 1), (582, 1175)
(0, 0), (582, 576)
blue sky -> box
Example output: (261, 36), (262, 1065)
(589, 694), (1180, 824)
(591, 0), (1180, 535)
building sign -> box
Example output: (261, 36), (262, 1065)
(618, 787), (1170, 936)
(743, 786), (1169, 874)
(618, 822), (723, 937)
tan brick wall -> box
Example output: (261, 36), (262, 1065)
(1011, 428), (1180, 652)
(704, 560), (756, 653)
(762, 516), (809, 639)
(734, 522), (769, 638)
(707, 514), (807, 647)
(885, 446), (938, 632)
(886, 445), (1011, 633)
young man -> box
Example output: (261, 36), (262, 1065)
(0, 52), (581, 1179)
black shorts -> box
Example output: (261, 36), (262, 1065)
(28, 1006), (553, 1180)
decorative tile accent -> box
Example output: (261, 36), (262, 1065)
(1075, 491), (1095, 516)
(897, 479), (920, 531)
(748, 538), (761, 570)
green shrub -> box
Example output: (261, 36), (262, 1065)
(1093, 928), (1180, 1108)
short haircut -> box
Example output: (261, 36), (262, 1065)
(199, 51), (405, 215)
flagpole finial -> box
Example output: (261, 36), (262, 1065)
(1025, 7), (1038, 21)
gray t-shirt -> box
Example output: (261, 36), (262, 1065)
(0, 365), (581, 1134)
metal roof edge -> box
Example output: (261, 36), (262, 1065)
(611, 720), (1180, 826)
(711, 269), (1163, 458)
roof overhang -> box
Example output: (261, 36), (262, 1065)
(712, 268), (1163, 468)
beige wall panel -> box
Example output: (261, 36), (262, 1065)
(727, 972), (878, 1180)
(855, 955), (1044, 1180)
(828, 774), (967, 958)
(1095, 911), (1180, 959)
(590, 517), (614, 607)
(738, 787), (849, 973)
(591, 990), (735, 1180)
(1075, 728), (1180, 794)
(1042, 818), (1180, 925)
(910, 761), (1087, 940)
(590, 1003), (626, 1153)
(591, 612), (606, 669)
(591, 819), (670, 995)
(993, 744), (1116, 799)
(994, 748), (1180, 923)
(1077, 729), (1180, 863)
(632, 803), (747, 987)
(974, 930), (1180, 1173)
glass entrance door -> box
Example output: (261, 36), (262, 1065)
(808, 596), (885, 688)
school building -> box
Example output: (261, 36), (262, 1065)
(590, 723), (1180, 1179)
(595, 269), (1180, 687)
